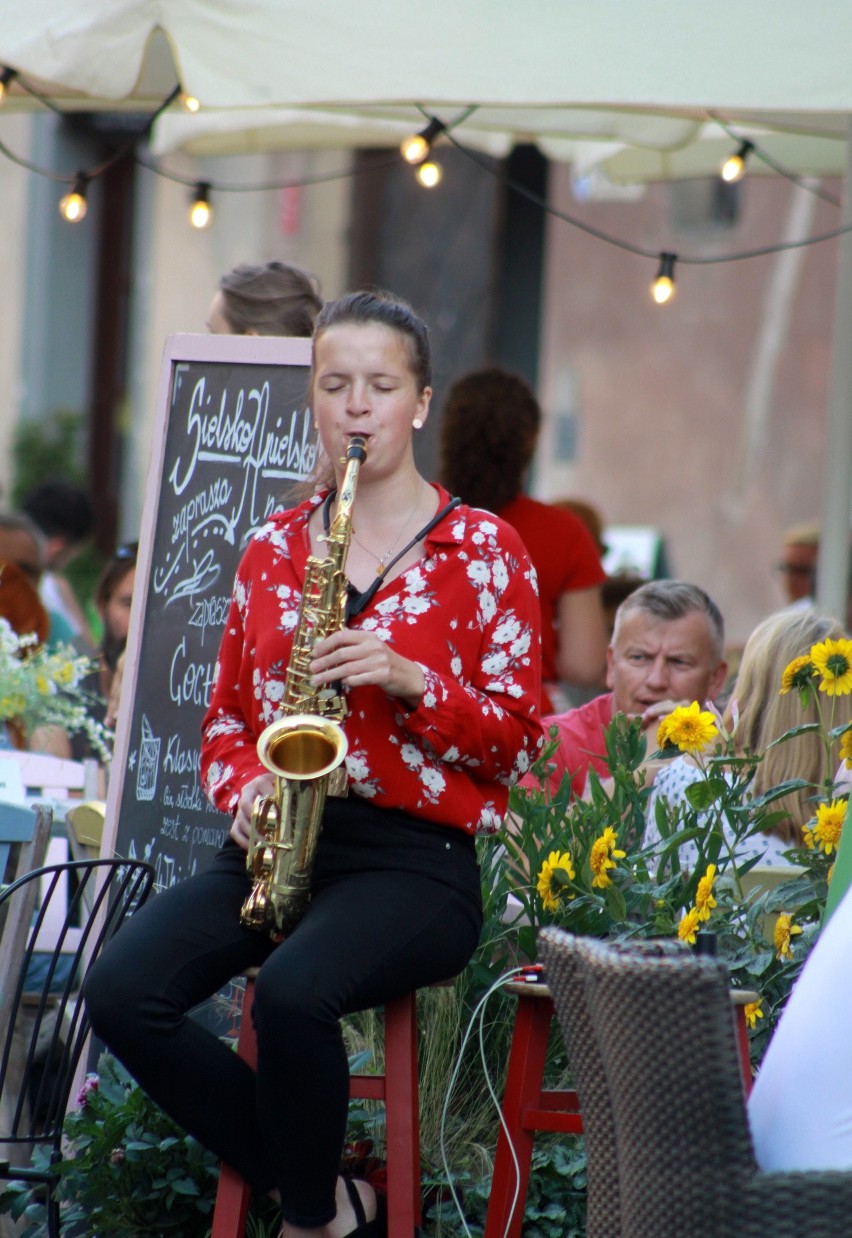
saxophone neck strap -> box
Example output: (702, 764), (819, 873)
(320, 491), (462, 621)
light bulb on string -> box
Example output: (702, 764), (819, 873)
(179, 90), (201, 114)
(0, 68), (16, 103)
(416, 159), (443, 188)
(651, 253), (677, 305)
(400, 117), (446, 165)
(59, 172), (89, 222)
(720, 140), (754, 184)
(189, 182), (212, 229)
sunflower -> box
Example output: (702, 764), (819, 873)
(839, 728), (852, 770)
(657, 702), (718, 754)
(813, 799), (847, 855)
(774, 912), (803, 959)
(744, 999), (764, 1030)
(779, 655), (817, 695)
(677, 906), (701, 945)
(589, 827), (626, 889)
(694, 863), (717, 922)
(536, 850), (576, 912)
(811, 637), (852, 696)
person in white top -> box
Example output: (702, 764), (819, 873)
(645, 606), (852, 869)
(749, 877), (852, 1170)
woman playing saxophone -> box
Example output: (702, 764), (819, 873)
(85, 290), (543, 1238)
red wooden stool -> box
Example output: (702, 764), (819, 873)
(210, 971), (422, 1238)
(482, 979), (757, 1238)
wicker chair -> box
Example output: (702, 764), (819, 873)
(546, 929), (852, 1238)
(538, 928), (687, 1238)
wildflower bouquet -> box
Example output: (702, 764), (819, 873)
(501, 634), (852, 1060)
(0, 616), (112, 760)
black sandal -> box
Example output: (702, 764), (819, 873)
(341, 1175), (386, 1238)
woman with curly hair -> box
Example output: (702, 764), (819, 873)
(440, 366), (607, 711)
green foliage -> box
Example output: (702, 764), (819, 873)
(423, 1137), (587, 1238)
(0, 1055), (221, 1236)
(10, 412), (88, 508)
(501, 707), (842, 1064)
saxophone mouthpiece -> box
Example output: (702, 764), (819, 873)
(346, 435), (368, 462)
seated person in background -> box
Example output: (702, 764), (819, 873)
(645, 606), (851, 867)
(553, 497), (608, 560)
(528, 580), (728, 798)
(70, 543), (137, 760)
(775, 520), (820, 607)
(440, 367), (607, 713)
(0, 556), (68, 756)
(21, 480), (95, 648)
(601, 572), (645, 639)
(206, 260), (322, 337)
(0, 559), (49, 650)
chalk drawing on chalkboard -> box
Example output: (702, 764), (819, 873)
(136, 716), (162, 801)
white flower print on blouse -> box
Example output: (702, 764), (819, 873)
(345, 748), (381, 798)
(204, 759), (238, 811)
(419, 764), (447, 803)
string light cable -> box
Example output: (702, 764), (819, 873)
(0, 65), (849, 271)
(708, 110), (842, 207)
(438, 962), (545, 1238)
(421, 112), (852, 298)
(133, 146), (402, 196)
(0, 74), (179, 180)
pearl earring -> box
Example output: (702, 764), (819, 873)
(412, 418), (424, 430)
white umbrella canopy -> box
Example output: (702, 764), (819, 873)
(3, 0), (852, 617)
(3, 1), (852, 118)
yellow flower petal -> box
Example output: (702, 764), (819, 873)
(811, 638), (852, 696)
(813, 799), (847, 855)
(659, 702), (718, 754)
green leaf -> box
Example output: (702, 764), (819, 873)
(684, 776), (727, 810)
(603, 883), (627, 921)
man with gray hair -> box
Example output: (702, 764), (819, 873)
(532, 580), (728, 797)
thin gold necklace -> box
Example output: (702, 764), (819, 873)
(349, 490), (422, 577)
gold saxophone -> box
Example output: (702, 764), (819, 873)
(240, 435), (367, 938)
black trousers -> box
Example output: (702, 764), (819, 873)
(84, 800), (483, 1227)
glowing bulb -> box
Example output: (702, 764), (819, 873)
(652, 275), (674, 304)
(0, 68), (16, 103)
(180, 91), (201, 113)
(416, 160), (443, 188)
(189, 182), (212, 229)
(720, 140), (753, 184)
(401, 134), (428, 164)
(59, 173), (89, 223)
(400, 117), (446, 165)
(651, 253), (677, 305)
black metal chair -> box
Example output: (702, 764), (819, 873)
(0, 858), (155, 1237)
(542, 927), (852, 1238)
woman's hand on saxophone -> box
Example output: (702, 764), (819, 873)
(230, 772), (276, 850)
(311, 629), (425, 709)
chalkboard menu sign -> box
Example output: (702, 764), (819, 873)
(104, 334), (314, 889)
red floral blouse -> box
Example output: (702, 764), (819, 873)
(201, 485), (543, 834)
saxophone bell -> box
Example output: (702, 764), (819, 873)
(240, 715), (349, 937)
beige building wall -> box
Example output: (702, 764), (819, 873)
(120, 148), (352, 536)
(536, 166), (840, 647)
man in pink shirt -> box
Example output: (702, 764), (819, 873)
(532, 580), (728, 797)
